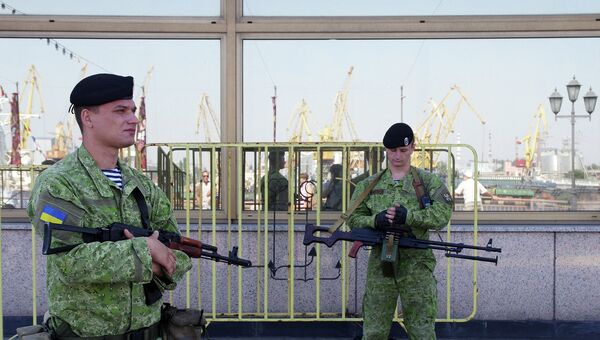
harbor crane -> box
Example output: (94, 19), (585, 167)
(46, 121), (68, 160)
(413, 85), (486, 168)
(521, 104), (548, 173)
(195, 93), (220, 142)
(134, 66), (153, 170)
(19, 65), (45, 150)
(287, 99), (314, 142)
(319, 66), (359, 142)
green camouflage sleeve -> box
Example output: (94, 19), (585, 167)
(153, 251), (191, 292)
(145, 178), (192, 289)
(147, 179), (180, 233)
(346, 178), (376, 230)
(54, 238), (154, 284)
(406, 171), (453, 231)
(29, 176), (154, 285)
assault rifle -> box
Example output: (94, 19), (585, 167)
(303, 224), (501, 264)
(43, 222), (252, 305)
(42, 222), (252, 267)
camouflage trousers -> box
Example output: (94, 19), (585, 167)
(362, 258), (438, 340)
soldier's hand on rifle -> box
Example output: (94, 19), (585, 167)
(393, 204), (407, 225)
(124, 229), (176, 276)
(375, 209), (393, 230)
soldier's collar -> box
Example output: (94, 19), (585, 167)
(77, 146), (117, 198)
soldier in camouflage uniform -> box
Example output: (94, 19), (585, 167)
(27, 74), (192, 339)
(347, 123), (453, 340)
(260, 150), (289, 211)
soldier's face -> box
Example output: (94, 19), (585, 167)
(385, 143), (414, 168)
(85, 99), (138, 149)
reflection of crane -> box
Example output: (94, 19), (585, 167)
(80, 63), (88, 79)
(287, 99), (314, 142)
(414, 85), (486, 167)
(522, 104), (548, 172)
(0, 85), (8, 112)
(135, 66), (153, 170)
(320, 66), (359, 142)
(46, 121), (68, 160)
(195, 93), (220, 142)
(0, 85), (8, 164)
(19, 65), (45, 149)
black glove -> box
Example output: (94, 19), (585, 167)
(393, 205), (407, 225)
(374, 210), (391, 230)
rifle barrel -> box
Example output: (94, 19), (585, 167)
(446, 253), (498, 264)
(406, 238), (501, 253)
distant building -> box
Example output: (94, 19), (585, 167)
(540, 149), (582, 175)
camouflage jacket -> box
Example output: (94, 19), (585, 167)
(260, 170), (289, 211)
(27, 146), (192, 337)
(346, 167), (453, 269)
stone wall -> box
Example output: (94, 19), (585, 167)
(2, 223), (599, 321)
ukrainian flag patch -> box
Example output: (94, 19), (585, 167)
(40, 204), (67, 224)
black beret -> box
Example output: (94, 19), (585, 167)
(70, 73), (134, 108)
(383, 122), (414, 148)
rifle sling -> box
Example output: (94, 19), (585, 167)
(132, 187), (163, 305)
(410, 166), (428, 209)
(327, 169), (385, 234)
(132, 187), (150, 230)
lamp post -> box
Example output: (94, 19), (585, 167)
(548, 76), (597, 189)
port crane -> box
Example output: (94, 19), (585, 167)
(195, 93), (220, 142)
(319, 66), (359, 142)
(413, 85), (486, 167)
(45, 121), (69, 160)
(287, 99), (314, 142)
(521, 104), (548, 173)
(19, 65), (45, 151)
(134, 66), (154, 170)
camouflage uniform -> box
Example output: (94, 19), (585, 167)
(27, 146), (192, 337)
(260, 170), (289, 211)
(347, 167), (452, 340)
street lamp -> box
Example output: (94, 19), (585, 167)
(548, 76), (597, 189)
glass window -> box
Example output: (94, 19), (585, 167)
(243, 38), (600, 212)
(243, 0), (600, 16)
(0, 38), (220, 207)
(0, 1), (220, 16)
(0, 38), (220, 155)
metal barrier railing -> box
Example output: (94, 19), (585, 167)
(143, 142), (482, 325)
(0, 143), (483, 338)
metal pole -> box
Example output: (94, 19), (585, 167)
(570, 101), (576, 189)
(273, 87), (277, 143)
(400, 85), (405, 123)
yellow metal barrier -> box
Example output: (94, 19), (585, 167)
(0, 143), (481, 337)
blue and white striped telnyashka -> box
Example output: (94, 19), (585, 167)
(102, 167), (123, 190)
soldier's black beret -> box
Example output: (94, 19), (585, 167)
(383, 122), (414, 148)
(70, 73), (134, 108)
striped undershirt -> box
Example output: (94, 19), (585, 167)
(102, 167), (123, 190)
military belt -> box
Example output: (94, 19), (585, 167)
(54, 322), (161, 340)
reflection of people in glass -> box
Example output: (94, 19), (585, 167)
(196, 170), (211, 209)
(454, 169), (491, 211)
(298, 172), (315, 210)
(260, 150), (289, 211)
(351, 149), (385, 197)
(323, 163), (343, 210)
